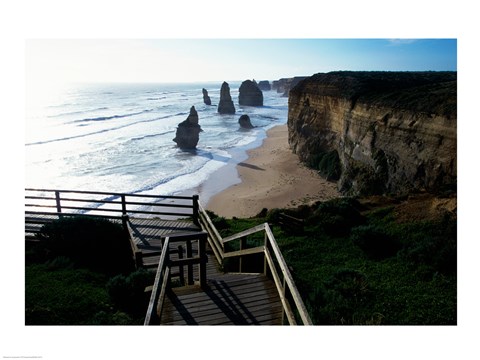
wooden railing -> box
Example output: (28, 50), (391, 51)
(198, 204), (312, 325)
(198, 203), (224, 264)
(25, 188), (199, 220)
(144, 232), (208, 325)
(221, 223), (312, 325)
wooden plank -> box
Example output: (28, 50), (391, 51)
(223, 246), (265, 259)
(221, 224), (266, 244)
(161, 303), (284, 325)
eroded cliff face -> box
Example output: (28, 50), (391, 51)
(288, 72), (457, 195)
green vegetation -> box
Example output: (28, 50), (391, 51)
(307, 149), (341, 181)
(26, 200), (456, 325)
(25, 216), (153, 325)
(35, 216), (134, 275)
(210, 197), (457, 325)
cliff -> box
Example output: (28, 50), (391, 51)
(288, 71), (457, 195)
(272, 76), (308, 96)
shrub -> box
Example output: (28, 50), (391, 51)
(351, 224), (402, 260)
(106, 268), (155, 311)
(400, 213), (457, 275)
(308, 150), (341, 180)
(308, 198), (365, 236)
(304, 269), (373, 324)
(37, 216), (134, 275)
(45, 256), (74, 270)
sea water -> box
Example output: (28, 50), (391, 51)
(25, 82), (288, 205)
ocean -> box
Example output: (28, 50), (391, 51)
(25, 82), (288, 206)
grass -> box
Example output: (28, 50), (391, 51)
(25, 217), (153, 325)
(26, 200), (456, 325)
(212, 197), (457, 325)
(25, 261), (142, 325)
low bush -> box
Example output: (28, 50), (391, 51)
(37, 216), (134, 275)
(305, 269), (374, 325)
(350, 224), (402, 260)
(106, 268), (155, 311)
(399, 213), (457, 275)
(308, 150), (341, 180)
(307, 198), (365, 236)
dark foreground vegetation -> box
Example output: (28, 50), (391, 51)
(26, 194), (456, 325)
(210, 194), (457, 325)
(25, 216), (155, 325)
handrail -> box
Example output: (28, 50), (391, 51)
(144, 237), (171, 325)
(144, 231), (208, 325)
(198, 203), (224, 264)
(25, 188), (199, 219)
(197, 209), (313, 325)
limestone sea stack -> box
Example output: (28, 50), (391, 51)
(238, 80), (263, 106)
(238, 114), (254, 129)
(217, 82), (235, 114)
(202, 88), (212, 105)
(173, 106), (202, 149)
(257, 80), (271, 91)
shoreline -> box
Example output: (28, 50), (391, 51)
(205, 124), (340, 218)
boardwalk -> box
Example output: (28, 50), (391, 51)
(25, 189), (312, 325)
(130, 219), (284, 325)
(160, 274), (283, 325)
(127, 217), (201, 268)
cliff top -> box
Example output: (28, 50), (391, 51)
(291, 71), (457, 118)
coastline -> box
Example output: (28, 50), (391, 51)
(205, 124), (340, 218)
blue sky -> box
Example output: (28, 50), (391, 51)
(26, 38), (457, 86)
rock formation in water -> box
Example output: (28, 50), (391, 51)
(272, 77), (308, 96)
(173, 106), (202, 149)
(239, 80), (263, 106)
(238, 114), (254, 129)
(288, 71), (457, 195)
(217, 82), (236, 114)
(257, 80), (271, 91)
(202, 88), (212, 105)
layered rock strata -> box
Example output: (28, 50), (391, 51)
(202, 88), (212, 105)
(272, 76), (308, 96)
(239, 80), (263, 106)
(239, 114), (254, 129)
(288, 71), (457, 195)
(173, 106), (202, 149)
(217, 82), (236, 114)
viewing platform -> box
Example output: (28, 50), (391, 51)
(25, 188), (312, 325)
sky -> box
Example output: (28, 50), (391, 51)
(25, 38), (457, 87)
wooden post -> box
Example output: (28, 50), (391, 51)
(186, 240), (193, 285)
(121, 194), (127, 216)
(177, 245), (184, 286)
(55, 191), (62, 213)
(192, 195), (200, 227)
(166, 245), (171, 289)
(198, 234), (207, 289)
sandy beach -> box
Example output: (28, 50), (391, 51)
(206, 124), (340, 218)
